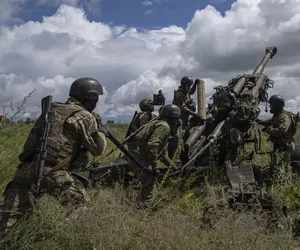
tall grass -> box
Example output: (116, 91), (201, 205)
(1, 123), (300, 249)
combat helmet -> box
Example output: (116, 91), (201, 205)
(160, 104), (181, 119)
(268, 95), (285, 110)
(69, 77), (103, 102)
(139, 98), (154, 111)
(180, 76), (193, 86)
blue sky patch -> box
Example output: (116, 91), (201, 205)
(18, 0), (236, 29)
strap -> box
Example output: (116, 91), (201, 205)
(45, 155), (71, 176)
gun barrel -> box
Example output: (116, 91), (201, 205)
(41, 96), (52, 118)
(253, 47), (277, 75)
(251, 73), (267, 98)
(232, 47), (277, 96)
(102, 124), (155, 175)
(106, 116), (158, 157)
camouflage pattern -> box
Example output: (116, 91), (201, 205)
(128, 119), (173, 201)
(127, 110), (157, 152)
(0, 98), (106, 233)
(257, 109), (296, 151)
(172, 85), (197, 128)
(130, 111), (157, 134)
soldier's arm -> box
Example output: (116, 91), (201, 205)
(65, 111), (107, 156)
(147, 124), (170, 167)
(266, 115), (290, 137)
(160, 145), (175, 168)
(189, 83), (197, 95)
(174, 92), (198, 117)
(256, 118), (272, 127)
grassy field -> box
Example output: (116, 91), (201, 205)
(1, 122), (300, 249)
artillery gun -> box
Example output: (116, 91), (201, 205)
(177, 47), (279, 205)
(79, 47), (279, 188)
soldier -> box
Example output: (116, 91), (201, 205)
(0, 114), (3, 123)
(256, 95), (297, 152)
(128, 104), (181, 202)
(256, 95), (297, 177)
(129, 98), (156, 133)
(153, 90), (165, 106)
(0, 77), (107, 233)
(172, 76), (201, 129)
(127, 98), (157, 152)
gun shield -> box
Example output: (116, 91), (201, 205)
(197, 80), (206, 120)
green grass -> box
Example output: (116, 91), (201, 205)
(1, 122), (300, 249)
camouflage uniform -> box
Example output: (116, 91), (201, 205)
(128, 119), (173, 202)
(257, 109), (296, 152)
(127, 99), (156, 152)
(129, 111), (157, 133)
(257, 109), (297, 180)
(172, 85), (197, 129)
(0, 98), (106, 233)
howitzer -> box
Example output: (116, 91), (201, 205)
(106, 115), (159, 157)
(182, 47), (277, 172)
(34, 95), (52, 194)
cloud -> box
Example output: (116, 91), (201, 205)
(0, 0), (29, 25)
(1, 0), (300, 122)
(142, 1), (153, 6)
(0, 73), (109, 119)
(145, 10), (153, 15)
(0, 0), (102, 25)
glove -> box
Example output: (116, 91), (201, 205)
(190, 115), (205, 126)
(194, 79), (200, 85)
(92, 112), (109, 137)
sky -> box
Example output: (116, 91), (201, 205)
(0, 0), (299, 122)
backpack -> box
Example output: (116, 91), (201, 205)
(286, 110), (299, 135)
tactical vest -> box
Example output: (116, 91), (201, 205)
(133, 119), (170, 160)
(19, 102), (83, 169)
(134, 120), (169, 143)
(130, 111), (155, 132)
(46, 102), (84, 168)
(285, 110), (298, 136)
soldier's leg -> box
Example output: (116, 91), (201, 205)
(46, 170), (90, 207)
(136, 167), (156, 202)
(128, 159), (156, 202)
(0, 164), (36, 233)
